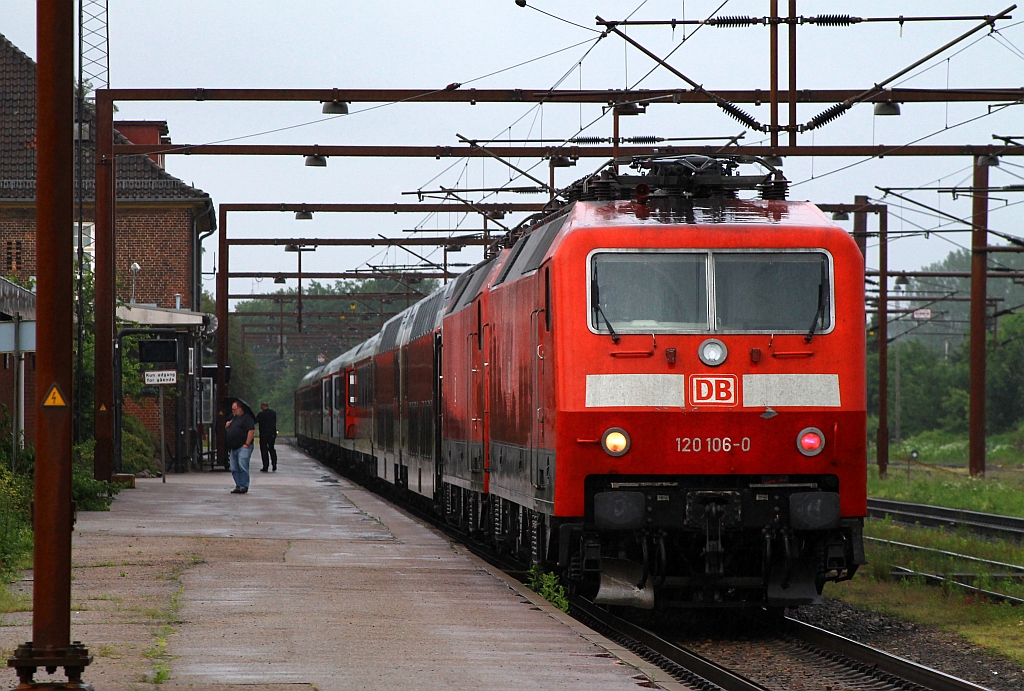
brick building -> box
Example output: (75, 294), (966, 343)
(1, 32), (216, 448)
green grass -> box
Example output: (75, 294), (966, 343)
(868, 462), (1024, 518)
(526, 564), (569, 612)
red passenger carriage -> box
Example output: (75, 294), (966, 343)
(296, 156), (866, 609)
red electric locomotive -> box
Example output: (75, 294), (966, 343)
(296, 155), (866, 609)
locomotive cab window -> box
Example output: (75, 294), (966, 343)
(714, 252), (831, 332)
(589, 250), (833, 335)
(590, 252), (708, 333)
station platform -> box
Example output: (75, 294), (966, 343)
(2, 442), (681, 690)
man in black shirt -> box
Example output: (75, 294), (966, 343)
(225, 400), (255, 493)
(255, 402), (278, 472)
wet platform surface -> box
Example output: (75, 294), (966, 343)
(3, 442), (675, 690)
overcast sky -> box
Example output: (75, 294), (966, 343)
(4, 1), (1024, 304)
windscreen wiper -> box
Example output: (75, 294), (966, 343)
(591, 265), (621, 344)
(805, 260), (827, 343)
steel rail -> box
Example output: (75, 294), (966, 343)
(867, 498), (1024, 541)
(887, 566), (1024, 606)
(865, 536), (1024, 572)
(570, 597), (769, 691)
(783, 618), (991, 691)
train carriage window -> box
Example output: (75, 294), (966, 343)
(591, 252), (709, 333)
(378, 318), (403, 354)
(713, 252), (831, 332)
(410, 290), (445, 340)
(493, 234), (530, 286)
(497, 214), (567, 286)
(334, 377), (343, 411)
(451, 257), (496, 313)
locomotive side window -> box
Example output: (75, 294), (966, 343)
(591, 252), (708, 333)
(714, 252), (830, 332)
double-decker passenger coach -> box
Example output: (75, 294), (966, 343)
(297, 155), (866, 610)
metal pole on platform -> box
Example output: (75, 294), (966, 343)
(7, 1), (93, 687)
(216, 207), (229, 468)
(12, 313), (20, 473)
(92, 91), (113, 481)
(969, 156), (991, 477)
(160, 385), (166, 483)
(877, 208), (889, 478)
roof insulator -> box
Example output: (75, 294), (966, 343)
(707, 15), (758, 27)
(808, 14), (860, 26)
(805, 102), (851, 131)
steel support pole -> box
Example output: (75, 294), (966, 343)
(788, 0), (798, 147)
(92, 92), (114, 482)
(297, 250), (303, 333)
(969, 157), (990, 477)
(11, 313), (20, 472)
(8, 1), (93, 687)
(769, 0), (779, 149)
(852, 194), (868, 265)
(877, 208), (889, 478)
(216, 207), (228, 468)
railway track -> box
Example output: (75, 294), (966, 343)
(314, 453), (992, 691)
(867, 498), (1024, 541)
(574, 598), (990, 691)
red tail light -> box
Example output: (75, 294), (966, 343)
(796, 427), (824, 456)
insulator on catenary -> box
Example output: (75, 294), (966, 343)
(804, 103), (850, 131)
(570, 136), (609, 145)
(707, 15), (759, 27)
(808, 14), (860, 26)
(716, 101), (764, 131)
(625, 135), (660, 144)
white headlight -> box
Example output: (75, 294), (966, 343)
(698, 338), (728, 366)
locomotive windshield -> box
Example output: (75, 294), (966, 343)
(591, 253), (709, 332)
(591, 250), (831, 334)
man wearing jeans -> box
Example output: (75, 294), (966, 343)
(225, 400), (255, 494)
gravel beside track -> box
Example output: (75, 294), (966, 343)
(791, 599), (1024, 691)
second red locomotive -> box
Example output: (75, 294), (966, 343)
(297, 155), (866, 609)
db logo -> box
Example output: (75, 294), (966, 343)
(690, 375), (738, 406)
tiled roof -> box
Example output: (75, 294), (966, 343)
(0, 32), (213, 211)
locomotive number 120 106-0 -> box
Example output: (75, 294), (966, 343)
(676, 437), (751, 453)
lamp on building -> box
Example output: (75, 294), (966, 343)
(274, 277), (287, 284)
(295, 209), (314, 220)
(894, 275), (910, 290)
(763, 155), (784, 168)
(873, 101), (901, 116)
(129, 262), (141, 304)
(549, 155), (576, 168)
(979, 154), (1000, 167)
(831, 210), (850, 221)
(304, 154), (328, 167)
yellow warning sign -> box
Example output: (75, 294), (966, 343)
(43, 385), (67, 408)
(99, 403), (107, 411)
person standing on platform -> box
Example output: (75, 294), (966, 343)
(225, 400), (255, 494)
(255, 402), (279, 472)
